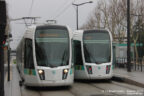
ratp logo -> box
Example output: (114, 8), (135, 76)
(52, 70), (56, 75)
(98, 66), (101, 70)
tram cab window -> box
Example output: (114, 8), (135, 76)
(24, 39), (34, 69)
(35, 26), (70, 67)
(74, 40), (83, 65)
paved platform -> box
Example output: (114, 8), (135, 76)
(4, 58), (21, 96)
(113, 68), (144, 88)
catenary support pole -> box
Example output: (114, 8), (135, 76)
(127, 0), (131, 72)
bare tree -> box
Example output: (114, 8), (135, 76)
(81, 0), (144, 63)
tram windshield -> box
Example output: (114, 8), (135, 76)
(83, 30), (111, 64)
(35, 26), (69, 67)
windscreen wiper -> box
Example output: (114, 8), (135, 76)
(95, 61), (102, 64)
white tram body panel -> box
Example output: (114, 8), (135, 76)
(73, 29), (113, 79)
(16, 24), (74, 86)
(24, 66), (74, 86)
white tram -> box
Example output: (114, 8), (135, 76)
(73, 29), (113, 80)
(16, 24), (74, 86)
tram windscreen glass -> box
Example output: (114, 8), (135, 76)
(83, 30), (111, 64)
(35, 26), (69, 67)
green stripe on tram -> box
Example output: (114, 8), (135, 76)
(32, 70), (36, 76)
(24, 69), (29, 74)
(75, 65), (85, 70)
(112, 65), (114, 70)
(70, 68), (74, 75)
(84, 40), (110, 44)
(24, 69), (36, 76)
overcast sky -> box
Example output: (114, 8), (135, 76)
(5, 0), (99, 49)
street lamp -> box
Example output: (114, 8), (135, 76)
(72, 1), (93, 30)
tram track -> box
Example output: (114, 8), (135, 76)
(21, 86), (75, 96)
(20, 86), (41, 96)
(69, 81), (118, 96)
(73, 79), (119, 96)
(74, 80), (134, 96)
(88, 83), (121, 96)
(111, 81), (143, 90)
(17, 67), (143, 96)
(10, 58), (143, 96)
(68, 87), (78, 96)
(19, 80), (144, 96)
(86, 80), (143, 96)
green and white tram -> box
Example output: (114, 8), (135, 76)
(16, 24), (74, 86)
(73, 29), (113, 79)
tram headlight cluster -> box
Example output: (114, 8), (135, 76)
(64, 69), (68, 73)
(38, 69), (45, 80)
(86, 65), (92, 74)
(62, 69), (69, 80)
(106, 65), (111, 74)
(38, 70), (44, 74)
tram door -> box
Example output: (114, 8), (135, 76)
(24, 39), (35, 83)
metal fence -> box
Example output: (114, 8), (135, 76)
(115, 57), (144, 72)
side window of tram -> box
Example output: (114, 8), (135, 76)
(24, 39), (34, 69)
(74, 40), (83, 65)
(71, 39), (74, 68)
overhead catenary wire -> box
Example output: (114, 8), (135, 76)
(51, 0), (70, 17)
(53, 0), (75, 20)
(28, 0), (76, 21)
(29, 0), (34, 16)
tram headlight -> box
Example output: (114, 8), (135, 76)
(38, 69), (44, 74)
(62, 69), (69, 80)
(64, 69), (68, 73)
(38, 69), (45, 80)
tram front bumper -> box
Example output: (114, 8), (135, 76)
(25, 79), (73, 87)
(89, 74), (113, 79)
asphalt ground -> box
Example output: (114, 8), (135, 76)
(4, 64), (144, 96)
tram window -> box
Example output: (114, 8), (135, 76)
(24, 39), (34, 69)
(35, 26), (69, 67)
(74, 40), (83, 65)
(17, 39), (23, 65)
(83, 30), (111, 63)
(72, 39), (74, 64)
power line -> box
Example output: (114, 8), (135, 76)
(29, 0), (34, 16)
(53, 1), (73, 20)
(53, 3), (71, 19)
(52, 0), (70, 17)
